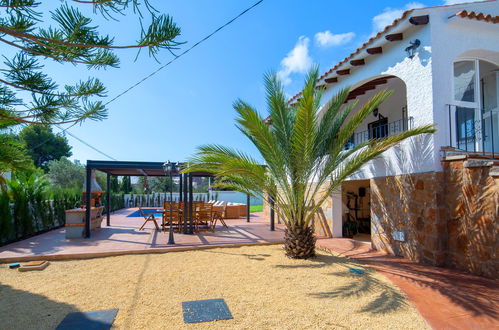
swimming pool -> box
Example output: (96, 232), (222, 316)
(127, 209), (163, 218)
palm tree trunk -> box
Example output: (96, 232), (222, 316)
(284, 223), (316, 259)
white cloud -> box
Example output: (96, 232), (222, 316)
(443, 0), (481, 4)
(372, 2), (425, 32)
(277, 36), (313, 85)
(314, 30), (356, 48)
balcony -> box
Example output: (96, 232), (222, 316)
(343, 117), (414, 150)
(447, 106), (499, 158)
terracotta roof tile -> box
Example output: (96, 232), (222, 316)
(450, 9), (499, 23)
(287, 9), (414, 104)
(287, 1), (498, 105)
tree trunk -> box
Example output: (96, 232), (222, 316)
(284, 223), (316, 259)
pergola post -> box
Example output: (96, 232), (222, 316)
(269, 194), (275, 231)
(179, 173), (183, 203)
(183, 173), (188, 234)
(106, 173), (111, 226)
(246, 193), (250, 223)
(187, 173), (194, 234)
(85, 166), (92, 238)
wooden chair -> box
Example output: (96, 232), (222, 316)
(138, 207), (160, 231)
(211, 202), (229, 230)
(162, 201), (181, 232)
(196, 203), (214, 231)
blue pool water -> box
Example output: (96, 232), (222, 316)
(127, 209), (162, 218)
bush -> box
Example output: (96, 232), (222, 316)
(0, 173), (80, 245)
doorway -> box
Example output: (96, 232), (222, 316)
(341, 179), (371, 242)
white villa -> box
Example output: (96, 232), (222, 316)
(279, 0), (499, 277)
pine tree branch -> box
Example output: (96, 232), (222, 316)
(0, 24), (182, 50)
(0, 37), (100, 65)
(0, 78), (106, 98)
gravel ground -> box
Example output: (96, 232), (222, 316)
(0, 245), (428, 329)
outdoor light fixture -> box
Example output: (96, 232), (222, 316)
(373, 108), (379, 118)
(163, 161), (177, 245)
(405, 39), (420, 59)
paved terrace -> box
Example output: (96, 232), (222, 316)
(0, 209), (285, 262)
(317, 239), (499, 330)
(1, 209), (497, 329)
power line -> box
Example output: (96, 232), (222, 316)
(23, 0), (265, 158)
(104, 0), (265, 106)
(56, 126), (118, 161)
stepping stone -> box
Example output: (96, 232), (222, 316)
(55, 309), (119, 330)
(18, 261), (49, 272)
(349, 268), (365, 274)
(182, 299), (233, 323)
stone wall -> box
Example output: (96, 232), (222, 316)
(370, 158), (498, 278)
(370, 172), (448, 266)
(442, 159), (498, 278)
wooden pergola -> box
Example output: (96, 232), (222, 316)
(84, 160), (255, 238)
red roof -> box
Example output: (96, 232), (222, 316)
(287, 0), (498, 105)
(287, 9), (414, 104)
(450, 9), (499, 23)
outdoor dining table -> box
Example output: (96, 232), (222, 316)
(155, 206), (217, 232)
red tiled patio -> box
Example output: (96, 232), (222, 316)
(317, 238), (499, 330)
(1, 209), (498, 330)
(0, 209), (285, 263)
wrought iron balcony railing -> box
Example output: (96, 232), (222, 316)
(343, 117), (414, 150)
(447, 105), (498, 158)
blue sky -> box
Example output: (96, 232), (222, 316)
(23, 0), (477, 163)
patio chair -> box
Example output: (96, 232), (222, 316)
(138, 207), (160, 231)
(196, 203), (214, 232)
(211, 202), (229, 230)
(163, 201), (182, 232)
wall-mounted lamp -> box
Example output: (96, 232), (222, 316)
(405, 39), (420, 59)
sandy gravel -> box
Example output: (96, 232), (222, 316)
(0, 245), (428, 329)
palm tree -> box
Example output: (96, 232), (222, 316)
(185, 68), (436, 259)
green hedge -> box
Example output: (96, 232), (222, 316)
(0, 190), (126, 245)
(0, 191), (79, 245)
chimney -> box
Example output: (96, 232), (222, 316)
(83, 170), (103, 192)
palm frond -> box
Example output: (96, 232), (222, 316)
(185, 68), (437, 233)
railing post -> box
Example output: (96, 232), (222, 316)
(491, 112), (495, 158)
(448, 105), (453, 148)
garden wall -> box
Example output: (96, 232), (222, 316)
(124, 191), (262, 208)
(370, 157), (498, 278)
(442, 158), (498, 278)
(370, 171), (448, 266)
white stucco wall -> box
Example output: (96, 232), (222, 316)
(429, 1), (499, 171)
(318, 19), (436, 180)
(317, 1), (499, 181)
